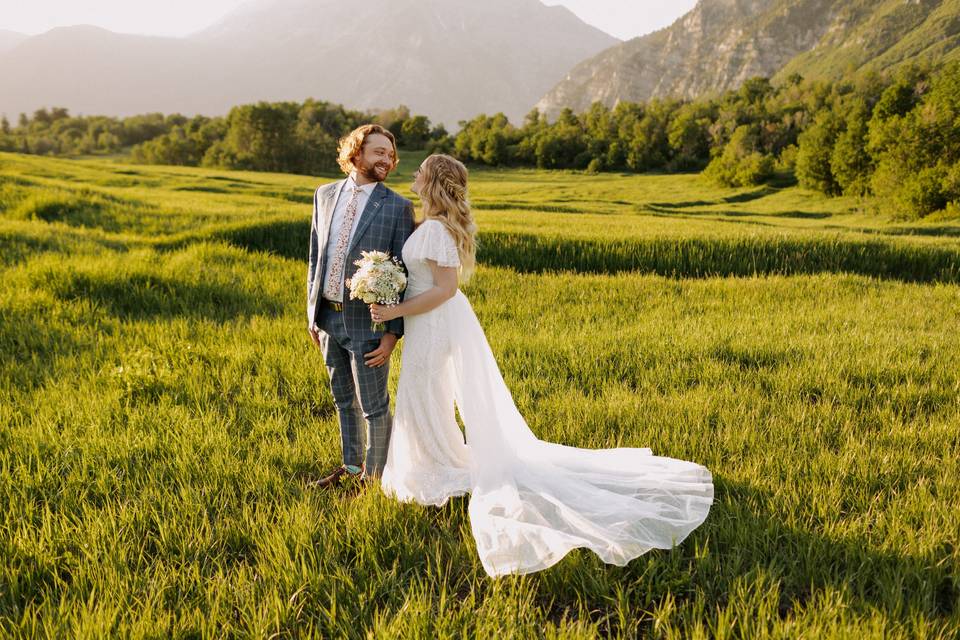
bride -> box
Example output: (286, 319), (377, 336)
(371, 154), (713, 577)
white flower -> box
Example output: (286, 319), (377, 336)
(348, 252), (407, 311)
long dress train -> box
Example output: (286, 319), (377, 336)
(381, 220), (713, 576)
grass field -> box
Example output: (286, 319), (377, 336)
(1, 150), (959, 638)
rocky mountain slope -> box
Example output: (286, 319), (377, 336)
(537, 0), (960, 118)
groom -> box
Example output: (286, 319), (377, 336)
(307, 124), (415, 487)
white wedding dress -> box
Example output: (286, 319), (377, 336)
(381, 220), (713, 577)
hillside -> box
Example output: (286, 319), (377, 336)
(537, 0), (960, 118)
(0, 0), (617, 127)
(0, 29), (27, 54)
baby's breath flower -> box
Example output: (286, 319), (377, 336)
(349, 252), (407, 331)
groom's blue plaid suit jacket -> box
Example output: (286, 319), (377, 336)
(307, 179), (415, 343)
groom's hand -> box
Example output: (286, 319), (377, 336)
(307, 324), (322, 349)
(364, 332), (398, 368)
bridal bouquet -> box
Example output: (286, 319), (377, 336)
(348, 250), (407, 331)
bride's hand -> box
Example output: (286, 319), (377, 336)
(370, 303), (400, 323)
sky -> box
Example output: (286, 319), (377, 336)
(0, 0), (700, 41)
(542, 0), (699, 40)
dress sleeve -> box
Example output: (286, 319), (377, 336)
(406, 219), (461, 268)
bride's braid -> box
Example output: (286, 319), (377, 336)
(438, 165), (466, 199)
(419, 154), (478, 281)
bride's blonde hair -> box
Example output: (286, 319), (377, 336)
(418, 154), (477, 281)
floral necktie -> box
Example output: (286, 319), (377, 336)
(323, 185), (363, 302)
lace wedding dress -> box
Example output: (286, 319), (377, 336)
(381, 220), (713, 577)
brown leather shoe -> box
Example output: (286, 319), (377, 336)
(308, 466), (361, 489)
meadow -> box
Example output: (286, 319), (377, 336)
(1, 149), (958, 638)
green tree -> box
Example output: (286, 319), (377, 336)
(216, 102), (301, 172)
(400, 115), (431, 149)
(131, 126), (199, 165)
(525, 108), (590, 169)
(121, 113), (170, 146)
(425, 123), (453, 154)
(454, 113), (516, 166)
(667, 102), (714, 171)
(607, 102), (644, 169)
(872, 77), (920, 122)
(294, 108), (339, 174)
(625, 101), (671, 171)
(869, 62), (960, 217)
(97, 131), (120, 152)
(374, 105), (411, 141)
(31, 108), (51, 126)
(796, 111), (841, 195)
(580, 102), (616, 171)
(830, 99), (873, 196)
(705, 124), (774, 187)
(516, 108), (547, 164)
(739, 77), (775, 107)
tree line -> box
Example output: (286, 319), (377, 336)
(0, 108), (174, 157)
(2, 60), (957, 218)
(0, 102), (446, 174)
(452, 62), (959, 218)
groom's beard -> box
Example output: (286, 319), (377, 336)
(359, 160), (391, 182)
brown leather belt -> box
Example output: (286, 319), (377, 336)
(321, 298), (344, 312)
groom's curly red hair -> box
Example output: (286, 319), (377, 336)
(337, 124), (399, 175)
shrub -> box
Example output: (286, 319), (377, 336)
(705, 125), (774, 187)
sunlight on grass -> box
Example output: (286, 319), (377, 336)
(1, 152), (958, 637)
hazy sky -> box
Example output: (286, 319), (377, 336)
(0, 0), (700, 41)
(542, 0), (699, 40)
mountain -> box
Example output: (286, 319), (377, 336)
(0, 26), (231, 118)
(0, 30), (28, 54)
(537, 0), (960, 118)
(774, 0), (960, 81)
(0, 0), (617, 127)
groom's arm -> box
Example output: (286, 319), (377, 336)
(307, 187), (324, 347)
(307, 187), (322, 294)
(386, 200), (416, 337)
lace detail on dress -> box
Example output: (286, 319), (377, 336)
(381, 301), (471, 506)
(381, 226), (470, 505)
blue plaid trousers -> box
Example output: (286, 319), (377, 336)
(316, 305), (393, 475)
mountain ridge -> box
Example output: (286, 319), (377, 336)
(537, 0), (960, 118)
(0, 0), (618, 127)
(0, 29), (29, 54)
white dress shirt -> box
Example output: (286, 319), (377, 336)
(322, 173), (377, 302)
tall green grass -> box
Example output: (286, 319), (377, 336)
(1, 152), (958, 638)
